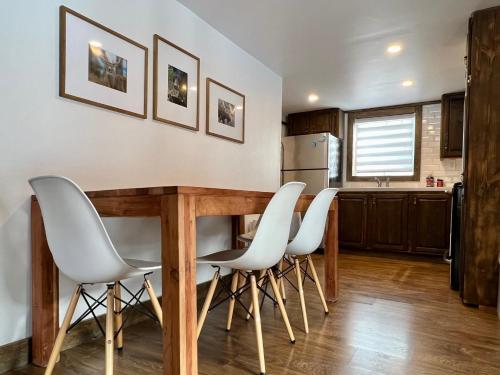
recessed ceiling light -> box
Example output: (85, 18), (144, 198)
(308, 93), (319, 102)
(402, 80), (414, 87)
(387, 44), (402, 54)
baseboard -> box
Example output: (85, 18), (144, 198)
(0, 275), (231, 374)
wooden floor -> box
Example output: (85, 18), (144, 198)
(7, 253), (500, 374)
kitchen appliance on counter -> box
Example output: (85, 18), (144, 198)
(281, 133), (342, 194)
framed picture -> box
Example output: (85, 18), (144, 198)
(153, 34), (200, 130)
(59, 6), (148, 118)
(206, 78), (245, 143)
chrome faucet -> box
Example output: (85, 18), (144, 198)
(385, 177), (390, 187)
(374, 177), (382, 187)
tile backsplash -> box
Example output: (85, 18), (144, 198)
(343, 103), (462, 188)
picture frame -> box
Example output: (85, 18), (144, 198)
(153, 34), (200, 131)
(206, 78), (245, 143)
(59, 6), (148, 118)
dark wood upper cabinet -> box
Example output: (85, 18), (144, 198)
(408, 193), (451, 255)
(338, 193), (368, 249)
(368, 194), (408, 252)
(286, 108), (343, 137)
(461, 6), (500, 307)
(441, 92), (465, 158)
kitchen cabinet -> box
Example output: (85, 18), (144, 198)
(338, 193), (368, 249)
(408, 193), (451, 255)
(440, 92), (465, 158)
(286, 108), (343, 137)
(368, 194), (408, 252)
(338, 191), (451, 255)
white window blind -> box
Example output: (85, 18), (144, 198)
(352, 113), (416, 177)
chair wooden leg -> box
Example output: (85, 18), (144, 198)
(278, 258), (286, 302)
(267, 269), (295, 343)
(114, 282), (123, 349)
(226, 271), (239, 331)
(105, 286), (114, 375)
(307, 255), (329, 314)
(44, 285), (81, 375)
(295, 258), (309, 334)
(197, 271), (219, 339)
(144, 279), (163, 328)
(246, 269), (266, 320)
(250, 274), (266, 375)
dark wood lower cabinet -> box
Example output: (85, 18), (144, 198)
(368, 194), (408, 252)
(409, 194), (451, 255)
(338, 194), (367, 249)
(339, 191), (451, 255)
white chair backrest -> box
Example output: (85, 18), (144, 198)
(231, 182), (305, 270)
(29, 176), (130, 284)
(287, 188), (338, 254)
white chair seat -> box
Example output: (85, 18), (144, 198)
(123, 258), (162, 271)
(197, 249), (248, 266)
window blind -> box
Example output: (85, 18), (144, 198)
(352, 113), (416, 177)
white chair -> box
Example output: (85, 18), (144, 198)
(29, 176), (163, 375)
(196, 182), (306, 375)
(283, 188), (338, 333)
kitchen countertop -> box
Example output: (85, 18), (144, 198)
(339, 187), (452, 193)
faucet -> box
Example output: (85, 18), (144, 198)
(374, 177), (382, 187)
(385, 177), (390, 187)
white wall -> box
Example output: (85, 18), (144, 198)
(0, 0), (282, 346)
(343, 104), (462, 188)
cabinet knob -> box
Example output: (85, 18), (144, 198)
(413, 198), (417, 205)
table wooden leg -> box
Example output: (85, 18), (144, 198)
(231, 215), (245, 249)
(161, 194), (198, 375)
(31, 198), (59, 367)
(324, 200), (339, 302)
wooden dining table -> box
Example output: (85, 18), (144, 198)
(31, 185), (339, 375)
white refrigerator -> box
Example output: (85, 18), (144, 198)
(281, 133), (342, 194)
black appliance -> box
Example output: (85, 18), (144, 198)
(449, 182), (464, 291)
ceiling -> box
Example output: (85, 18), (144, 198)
(178, 0), (500, 114)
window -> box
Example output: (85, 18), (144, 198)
(347, 106), (421, 181)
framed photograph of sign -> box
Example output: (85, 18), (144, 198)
(153, 34), (200, 130)
(206, 78), (245, 143)
(59, 6), (148, 118)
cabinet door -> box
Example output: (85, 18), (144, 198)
(287, 113), (309, 136)
(338, 193), (368, 249)
(441, 92), (465, 158)
(409, 193), (451, 255)
(368, 194), (408, 252)
(308, 110), (333, 134)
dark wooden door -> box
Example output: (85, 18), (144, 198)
(368, 194), (408, 252)
(338, 193), (368, 249)
(461, 6), (500, 306)
(409, 193), (451, 255)
(441, 92), (465, 158)
(287, 113), (309, 136)
(308, 110), (333, 134)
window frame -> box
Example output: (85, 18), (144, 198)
(347, 105), (422, 182)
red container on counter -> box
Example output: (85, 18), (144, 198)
(437, 179), (444, 187)
(426, 175), (435, 187)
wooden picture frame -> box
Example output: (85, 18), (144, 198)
(59, 6), (148, 119)
(206, 78), (245, 144)
(153, 34), (200, 131)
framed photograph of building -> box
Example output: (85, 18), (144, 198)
(206, 78), (245, 143)
(153, 34), (200, 131)
(59, 6), (148, 118)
